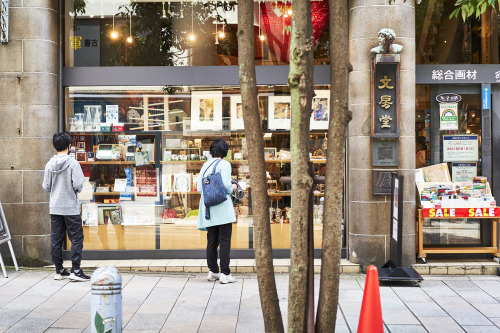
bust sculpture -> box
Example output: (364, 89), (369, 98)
(370, 28), (403, 54)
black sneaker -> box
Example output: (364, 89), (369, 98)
(54, 268), (71, 281)
(69, 269), (91, 282)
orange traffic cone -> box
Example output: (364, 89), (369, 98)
(357, 265), (383, 333)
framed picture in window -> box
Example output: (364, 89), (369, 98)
(268, 96), (291, 130)
(230, 95), (244, 131)
(310, 90), (330, 130)
(191, 91), (223, 131)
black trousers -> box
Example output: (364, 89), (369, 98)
(50, 214), (84, 271)
(206, 223), (233, 275)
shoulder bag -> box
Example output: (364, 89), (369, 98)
(202, 159), (227, 219)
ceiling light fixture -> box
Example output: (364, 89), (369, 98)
(167, 1), (172, 15)
(180, 1), (184, 18)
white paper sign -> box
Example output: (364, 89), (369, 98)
(439, 103), (458, 130)
(113, 179), (128, 192)
(443, 135), (479, 162)
(452, 162), (477, 182)
(106, 105), (119, 124)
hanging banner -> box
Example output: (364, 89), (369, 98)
(439, 103), (458, 130)
(443, 135), (478, 162)
(451, 162), (477, 182)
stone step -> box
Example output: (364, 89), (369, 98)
(45, 258), (360, 274)
(412, 259), (500, 275)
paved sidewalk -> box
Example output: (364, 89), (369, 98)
(2, 270), (500, 332)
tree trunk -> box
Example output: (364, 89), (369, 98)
(316, 0), (351, 331)
(237, 2), (284, 332)
(287, 0), (315, 331)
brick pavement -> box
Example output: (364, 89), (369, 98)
(2, 270), (500, 332)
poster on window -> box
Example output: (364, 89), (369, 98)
(439, 103), (458, 130)
(106, 105), (119, 124)
(230, 95), (244, 130)
(191, 91), (223, 131)
(136, 168), (158, 197)
(443, 135), (478, 162)
(452, 163), (477, 182)
(268, 96), (291, 130)
(310, 90), (329, 130)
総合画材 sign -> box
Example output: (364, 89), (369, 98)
(451, 162), (477, 182)
(439, 103), (458, 130)
(443, 135), (478, 162)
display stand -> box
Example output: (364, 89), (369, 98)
(0, 202), (19, 278)
(378, 173), (423, 285)
(416, 208), (500, 262)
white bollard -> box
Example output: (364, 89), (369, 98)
(91, 266), (122, 333)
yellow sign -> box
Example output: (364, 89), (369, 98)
(378, 75), (394, 89)
(378, 95), (393, 109)
(379, 114), (392, 128)
(70, 36), (82, 51)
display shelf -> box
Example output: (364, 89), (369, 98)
(79, 161), (155, 165)
(161, 191), (200, 195)
(268, 192), (324, 197)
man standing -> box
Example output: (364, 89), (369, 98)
(42, 132), (89, 281)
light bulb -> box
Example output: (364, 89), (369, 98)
(218, 31), (225, 39)
(189, 34), (195, 41)
(126, 36), (133, 43)
(259, 35), (265, 41)
(111, 31), (118, 39)
(287, 9), (292, 15)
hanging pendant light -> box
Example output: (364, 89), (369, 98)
(189, 0), (195, 41)
(110, 2), (118, 39)
(283, 0), (288, 18)
(180, 1), (184, 18)
(168, 1), (172, 15)
(162, 2), (167, 19)
(215, 6), (219, 45)
(127, 7), (133, 43)
(258, 1), (264, 41)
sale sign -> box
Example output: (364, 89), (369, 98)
(422, 207), (500, 218)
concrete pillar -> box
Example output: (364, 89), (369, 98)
(0, 0), (58, 262)
(348, 0), (416, 267)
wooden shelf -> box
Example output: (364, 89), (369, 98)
(79, 161), (155, 165)
(161, 191), (200, 195)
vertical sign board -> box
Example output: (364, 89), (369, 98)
(483, 86), (491, 110)
(390, 173), (404, 268)
(371, 55), (400, 138)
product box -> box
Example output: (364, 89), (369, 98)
(100, 125), (111, 132)
(113, 125), (125, 132)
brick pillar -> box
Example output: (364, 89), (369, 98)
(0, 0), (58, 262)
(348, 0), (416, 267)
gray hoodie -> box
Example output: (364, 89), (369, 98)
(42, 155), (85, 216)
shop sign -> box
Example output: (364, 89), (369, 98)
(451, 162), (477, 182)
(482, 86), (490, 109)
(423, 208), (500, 218)
(443, 135), (478, 162)
(416, 65), (500, 84)
(439, 103), (458, 130)
(371, 63), (399, 138)
(436, 93), (461, 103)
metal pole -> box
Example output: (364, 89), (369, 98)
(91, 267), (122, 333)
(307, 163), (314, 332)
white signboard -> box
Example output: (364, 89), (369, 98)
(443, 135), (478, 162)
(452, 163), (477, 182)
(439, 103), (458, 130)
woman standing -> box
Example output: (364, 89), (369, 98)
(197, 139), (237, 284)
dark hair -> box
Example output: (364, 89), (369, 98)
(210, 139), (228, 158)
(416, 136), (427, 149)
(53, 132), (72, 152)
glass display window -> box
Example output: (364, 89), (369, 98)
(65, 85), (339, 252)
(64, 0), (330, 67)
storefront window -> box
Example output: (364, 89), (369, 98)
(65, 85), (336, 251)
(64, 0), (330, 67)
(416, 0), (499, 64)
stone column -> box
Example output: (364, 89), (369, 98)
(0, 0), (58, 262)
(348, 0), (416, 267)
